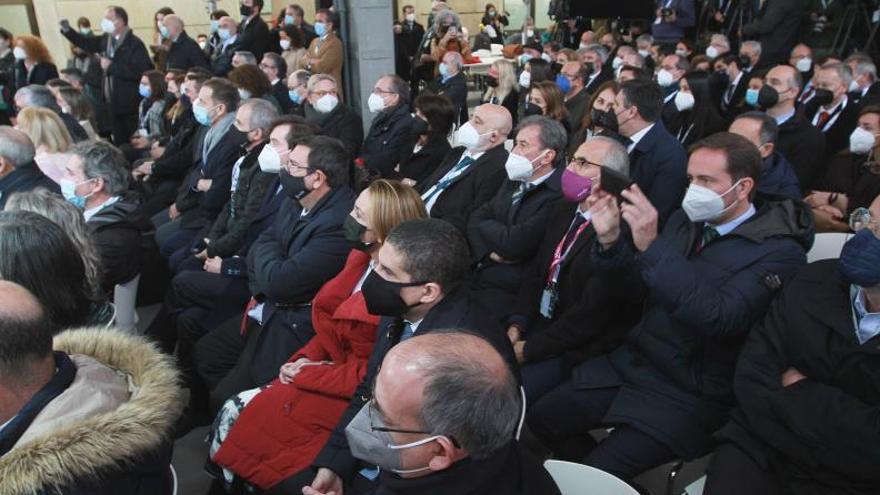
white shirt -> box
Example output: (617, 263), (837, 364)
(626, 123), (655, 153)
(709, 203), (756, 236)
(422, 150), (486, 213)
(774, 108), (796, 126)
(851, 285), (880, 345)
(84, 196), (120, 222)
(812, 95), (848, 132)
(724, 71), (743, 104)
(352, 261), (375, 294)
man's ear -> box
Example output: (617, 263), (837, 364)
(418, 282), (443, 305)
(427, 436), (465, 472)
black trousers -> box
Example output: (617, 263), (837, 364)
(704, 442), (780, 495)
(112, 111), (138, 146)
(528, 379), (678, 482)
(195, 315), (257, 414)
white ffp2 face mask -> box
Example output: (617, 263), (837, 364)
(505, 149), (548, 182)
(314, 94), (339, 113)
(455, 122), (492, 151)
(681, 179), (743, 223)
(368, 93), (386, 113)
(258, 145), (283, 173)
(850, 127), (877, 155)
(656, 69), (675, 87)
(674, 91), (695, 112)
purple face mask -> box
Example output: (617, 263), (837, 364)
(561, 168), (593, 203)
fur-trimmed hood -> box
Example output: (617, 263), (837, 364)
(0, 328), (184, 495)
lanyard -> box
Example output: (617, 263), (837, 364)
(546, 218), (590, 285)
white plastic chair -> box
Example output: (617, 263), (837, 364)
(113, 274), (141, 333)
(807, 233), (852, 263)
(169, 464), (178, 495)
(544, 460), (640, 495)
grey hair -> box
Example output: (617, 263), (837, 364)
(636, 34), (653, 46)
(432, 9), (461, 31)
(418, 331), (521, 460)
(307, 73), (338, 92)
(289, 69), (310, 88)
(579, 43), (608, 64)
(852, 59), (877, 83)
(736, 111), (779, 146)
(69, 140), (130, 195)
(589, 136), (630, 176)
(822, 62), (854, 87)
(164, 13), (183, 30)
(241, 98), (279, 135)
(669, 53), (691, 72)
(233, 51), (257, 65)
(263, 52), (287, 79)
(710, 33), (730, 50)
(380, 74), (410, 104)
(741, 40), (762, 58)
(5, 189), (103, 298)
(15, 85), (60, 112)
(444, 51), (463, 70)
(0, 126), (36, 167)
(515, 116), (568, 167)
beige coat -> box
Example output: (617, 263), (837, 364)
(298, 32), (344, 100)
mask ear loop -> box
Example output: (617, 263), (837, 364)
(515, 386), (526, 441)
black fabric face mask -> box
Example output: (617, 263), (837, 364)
(591, 108), (619, 133)
(812, 88), (834, 107)
(240, 4), (253, 16)
(343, 215), (373, 251)
(361, 270), (426, 316)
(411, 116), (429, 135)
(280, 168), (310, 200)
(757, 85), (779, 109)
(524, 103), (543, 117)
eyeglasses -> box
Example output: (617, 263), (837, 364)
(568, 156), (603, 168)
(367, 398), (461, 447)
(311, 89), (337, 98)
(284, 161), (312, 174)
(259, 63), (277, 70)
(372, 87), (396, 95)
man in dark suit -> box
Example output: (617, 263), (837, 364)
(507, 137), (646, 403)
(417, 103), (512, 234)
(806, 63), (860, 178)
(237, 0), (271, 62)
(154, 78), (247, 258)
(560, 61), (592, 131)
(261, 53), (293, 114)
(580, 45), (611, 96)
(13, 85), (88, 142)
(530, 132), (812, 483)
(612, 78), (688, 224)
(658, 53), (690, 128)
(763, 65), (826, 191)
(0, 127), (58, 209)
(428, 51), (468, 126)
(846, 53), (880, 108)
(302, 218), (516, 495)
(210, 16), (240, 77)
(361, 74), (413, 177)
(741, 0), (801, 67)
(467, 116), (566, 323)
(59, 6), (152, 146)
(285, 4), (317, 47)
(715, 52), (749, 120)
(200, 135), (355, 411)
(394, 4), (425, 82)
(161, 15), (209, 71)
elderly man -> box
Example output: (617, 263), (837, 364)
(846, 53), (880, 107)
(232, 50), (257, 69)
(578, 44), (611, 95)
(807, 63), (860, 163)
(14, 85), (88, 142)
(428, 51), (468, 125)
(705, 33), (731, 59)
(60, 140), (143, 293)
(286, 69), (310, 116)
(657, 53), (690, 126)
(60, 6), (152, 145)
(305, 219), (518, 495)
(418, 103), (511, 233)
(161, 14), (209, 71)
(302, 74), (363, 158)
(739, 40), (762, 73)
(361, 74), (414, 177)
(530, 132), (812, 482)
(762, 65), (826, 190)
(705, 197), (880, 495)
(334, 331), (560, 495)
(467, 116), (566, 323)
(0, 126), (57, 208)
(211, 16), (240, 77)
(507, 137), (645, 402)
(0, 281), (182, 494)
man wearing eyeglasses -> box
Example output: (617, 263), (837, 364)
(360, 74), (414, 178)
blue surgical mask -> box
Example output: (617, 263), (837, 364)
(210, 20), (220, 34)
(218, 28), (232, 41)
(438, 62), (449, 78)
(192, 103), (214, 126)
(159, 25), (170, 39)
(138, 84), (152, 98)
(555, 73), (572, 94)
(314, 21), (327, 37)
(284, 14), (295, 25)
(289, 89), (302, 105)
(60, 178), (95, 209)
(745, 88), (759, 107)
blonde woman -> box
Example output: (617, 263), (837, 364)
(15, 107), (73, 183)
(481, 59), (519, 130)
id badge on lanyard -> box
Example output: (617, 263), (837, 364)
(540, 218), (590, 318)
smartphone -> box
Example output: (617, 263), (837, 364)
(448, 26), (457, 35)
(600, 167), (634, 198)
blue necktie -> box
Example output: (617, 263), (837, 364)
(423, 155), (475, 203)
(400, 321), (415, 342)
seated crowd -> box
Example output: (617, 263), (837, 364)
(0, 1), (878, 495)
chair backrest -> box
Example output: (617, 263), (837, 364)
(807, 233), (852, 263)
(113, 273), (141, 333)
(169, 464), (178, 495)
(544, 459), (640, 495)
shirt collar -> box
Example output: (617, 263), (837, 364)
(850, 285), (880, 345)
(774, 108), (796, 126)
(526, 168), (554, 187)
(627, 123), (655, 150)
(708, 203), (756, 237)
(84, 196), (120, 222)
(821, 94), (848, 113)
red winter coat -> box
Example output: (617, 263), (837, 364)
(211, 250), (379, 488)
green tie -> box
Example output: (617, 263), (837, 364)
(700, 225), (720, 251)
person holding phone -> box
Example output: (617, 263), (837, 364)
(429, 10), (471, 77)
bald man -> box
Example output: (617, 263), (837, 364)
(0, 280), (182, 493)
(417, 103), (512, 233)
(162, 13), (209, 71)
(325, 331), (560, 494)
(428, 51), (468, 125)
(212, 16), (240, 76)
